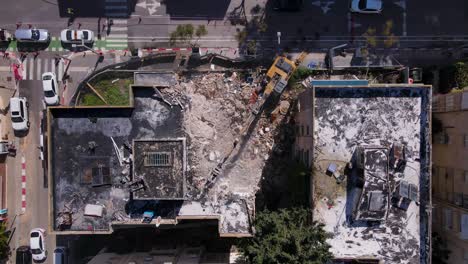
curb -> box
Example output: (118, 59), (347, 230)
(21, 156), (26, 213)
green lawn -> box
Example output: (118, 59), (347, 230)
(79, 74), (132, 106)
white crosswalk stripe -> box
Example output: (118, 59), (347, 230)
(105, 19), (128, 49)
(19, 58), (67, 81)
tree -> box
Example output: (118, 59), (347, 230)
(0, 222), (10, 260)
(432, 232), (450, 264)
(238, 208), (332, 264)
(169, 24), (195, 45)
(195, 25), (208, 39)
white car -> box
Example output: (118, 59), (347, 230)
(42, 72), (59, 105)
(10, 97), (29, 132)
(60, 29), (94, 44)
(350, 0), (382, 13)
(30, 228), (47, 262)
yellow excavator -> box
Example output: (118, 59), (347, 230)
(252, 52), (307, 114)
(201, 52), (308, 193)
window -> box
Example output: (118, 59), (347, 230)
(20, 102), (24, 118)
(306, 125), (310, 136)
(144, 152), (171, 167)
(305, 150), (310, 167)
(462, 214), (468, 240)
(444, 208), (453, 230)
(465, 134), (468, 148)
(51, 81), (56, 93)
(301, 125), (304, 136)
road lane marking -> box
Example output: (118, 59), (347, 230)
(22, 60), (27, 80)
(113, 19), (128, 25)
(111, 27), (127, 31)
(58, 61), (63, 82)
(107, 34), (128, 38)
(106, 39), (128, 43)
(69, 66), (90, 72)
(51, 59), (56, 77)
(107, 43), (128, 47)
(36, 58), (41, 80)
(44, 58), (49, 73)
(28, 58), (34, 80)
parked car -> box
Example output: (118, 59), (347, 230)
(60, 29), (94, 44)
(30, 228), (46, 262)
(15, 29), (50, 43)
(42, 72), (59, 105)
(350, 0), (383, 13)
(53, 247), (68, 264)
(0, 29), (12, 42)
(16, 246), (32, 264)
(10, 97), (29, 132)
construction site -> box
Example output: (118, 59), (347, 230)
(47, 53), (302, 236)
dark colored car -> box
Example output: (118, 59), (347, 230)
(16, 246), (32, 264)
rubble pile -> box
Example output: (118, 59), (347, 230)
(161, 72), (289, 198)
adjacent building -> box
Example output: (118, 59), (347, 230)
(295, 82), (432, 263)
(432, 89), (468, 264)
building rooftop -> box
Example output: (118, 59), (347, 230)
(132, 139), (186, 200)
(306, 85), (431, 263)
(49, 72), (273, 236)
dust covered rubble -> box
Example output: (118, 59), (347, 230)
(161, 72), (288, 233)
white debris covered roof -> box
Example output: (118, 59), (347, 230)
(311, 86), (431, 263)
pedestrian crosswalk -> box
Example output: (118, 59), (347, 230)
(105, 19), (128, 50)
(20, 58), (65, 81)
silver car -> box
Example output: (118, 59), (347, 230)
(350, 0), (383, 13)
(15, 29), (50, 43)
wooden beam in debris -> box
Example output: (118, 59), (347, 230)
(86, 82), (109, 105)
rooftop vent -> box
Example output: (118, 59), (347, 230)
(144, 152), (172, 167)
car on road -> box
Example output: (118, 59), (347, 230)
(60, 29), (94, 44)
(16, 246), (32, 264)
(53, 247), (68, 264)
(0, 29), (12, 42)
(42, 72), (59, 105)
(350, 0), (382, 13)
(30, 228), (46, 262)
(15, 29), (50, 43)
(10, 97), (29, 132)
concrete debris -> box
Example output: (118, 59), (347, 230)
(162, 71), (291, 233)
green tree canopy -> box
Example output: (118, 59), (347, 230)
(238, 208), (332, 264)
(0, 222), (10, 260)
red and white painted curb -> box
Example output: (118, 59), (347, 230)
(21, 156), (26, 213)
(144, 47), (192, 52)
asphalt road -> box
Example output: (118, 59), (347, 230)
(6, 79), (55, 264)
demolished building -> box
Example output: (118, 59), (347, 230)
(47, 71), (282, 237)
(295, 83), (432, 263)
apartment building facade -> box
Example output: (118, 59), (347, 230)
(432, 89), (468, 264)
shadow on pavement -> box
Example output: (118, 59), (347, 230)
(162, 0), (231, 20)
(17, 41), (50, 53)
(57, 0), (137, 18)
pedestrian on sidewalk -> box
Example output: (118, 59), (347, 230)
(138, 17), (142, 24)
(78, 23), (82, 29)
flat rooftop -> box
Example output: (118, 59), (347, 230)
(49, 88), (185, 232)
(310, 86), (431, 263)
(49, 72), (269, 236)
